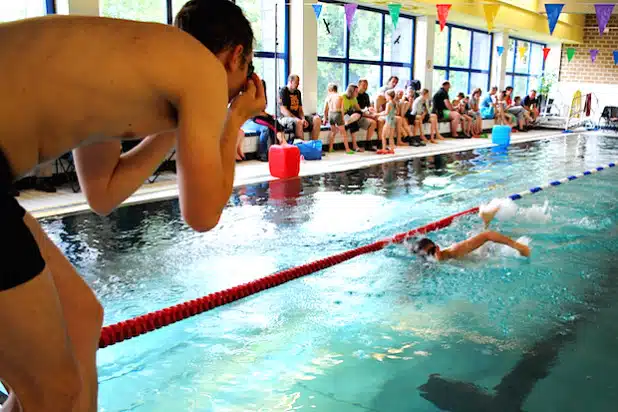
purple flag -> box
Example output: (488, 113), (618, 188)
(595, 4), (615, 35)
(344, 3), (357, 31)
(545, 3), (564, 35)
(590, 49), (599, 63)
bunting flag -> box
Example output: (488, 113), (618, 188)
(437, 4), (451, 32)
(614, 50), (618, 65)
(312, 4), (323, 20)
(388, 4), (402, 29)
(483, 4), (500, 32)
(543, 47), (551, 61)
(566, 47), (575, 62)
(590, 49), (599, 63)
(497, 46), (504, 56)
(594, 4), (615, 36)
(545, 3), (564, 35)
(344, 3), (357, 31)
(518, 44), (527, 60)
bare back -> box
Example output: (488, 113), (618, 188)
(0, 15), (224, 178)
(326, 93), (342, 113)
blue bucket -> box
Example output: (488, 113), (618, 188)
(492, 125), (511, 146)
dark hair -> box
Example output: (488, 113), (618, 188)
(505, 86), (513, 91)
(388, 76), (399, 83)
(442, 81), (450, 87)
(457, 92), (465, 99)
(262, 79), (267, 105)
(174, 0), (254, 62)
(413, 238), (437, 256)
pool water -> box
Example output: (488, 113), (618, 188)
(41, 133), (618, 411)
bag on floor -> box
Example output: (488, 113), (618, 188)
(295, 140), (323, 161)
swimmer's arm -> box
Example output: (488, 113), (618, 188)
(73, 132), (176, 216)
(445, 231), (530, 259)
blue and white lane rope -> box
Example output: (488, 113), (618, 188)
(508, 162), (616, 201)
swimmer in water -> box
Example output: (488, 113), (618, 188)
(410, 202), (531, 261)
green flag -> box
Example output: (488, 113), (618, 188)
(388, 4), (402, 28)
(566, 47), (575, 62)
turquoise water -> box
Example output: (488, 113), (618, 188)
(41, 133), (618, 411)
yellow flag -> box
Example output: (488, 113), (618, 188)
(518, 45), (527, 60)
(483, 4), (500, 32)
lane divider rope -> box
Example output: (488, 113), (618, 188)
(99, 162), (615, 348)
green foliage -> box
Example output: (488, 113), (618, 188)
(349, 9), (381, 61)
(537, 72), (557, 97)
(100, 0), (167, 23)
(317, 4), (345, 58)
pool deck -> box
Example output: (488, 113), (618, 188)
(20, 129), (564, 219)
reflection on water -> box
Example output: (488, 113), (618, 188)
(36, 134), (618, 412)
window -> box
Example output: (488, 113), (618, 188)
(0, 0), (48, 22)
(170, 0), (290, 123)
(505, 37), (546, 97)
(100, 0), (168, 23)
(235, 0), (288, 115)
(317, 3), (415, 113)
(317, 61), (345, 110)
(433, 23), (492, 95)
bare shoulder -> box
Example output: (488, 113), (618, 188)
(0, 15), (227, 103)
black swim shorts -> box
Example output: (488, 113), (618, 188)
(0, 149), (46, 290)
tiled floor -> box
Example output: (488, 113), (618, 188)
(19, 130), (563, 219)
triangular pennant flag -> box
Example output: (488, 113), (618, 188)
(545, 3), (564, 35)
(594, 4), (615, 36)
(613, 51), (618, 65)
(483, 4), (500, 32)
(543, 47), (551, 61)
(312, 4), (323, 20)
(518, 45), (527, 60)
(497, 46), (504, 56)
(437, 4), (451, 32)
(344, 3), (357, 31)
(388, 4), (402, 29)
(590, 49), (599, 63)
(566, 47), (575, 62)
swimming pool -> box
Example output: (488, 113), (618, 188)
(41, 133), (618, 411)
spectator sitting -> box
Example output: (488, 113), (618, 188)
(322, 83), (351, 153)
(496, 91), (515, 126)
(504, 86), (527, 132)
(432, 81), (462, 138)
(411, 88), (443, 143)
(468, 88), (483, 138)
(453, 92), (473, 138)
(240, 80), (285, 162)
(480, 86), (498, 120)
(357, 79), (383, 148)
(342, 84), (370, 152)
(514, 96), (534, 124)
(374, 76), (399, 112)
(394, 89), (413, 146)
(279, 74), (322, 141)
(523, 89), (540, 123)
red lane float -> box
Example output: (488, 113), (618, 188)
(99, 206), (479, 348)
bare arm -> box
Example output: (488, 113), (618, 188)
(174, 73), (264, 232)
(444, 99), (454, 111)
(444, 231), (530, 259)
(323, 98), (329, 120)
(73, 132), (176, 216)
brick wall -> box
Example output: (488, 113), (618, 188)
(559, 14), (618, 84)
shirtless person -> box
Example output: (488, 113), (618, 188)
(410, 202), (531, 261)
(322, 83), (349, 152)
(0, 0), (265, 410)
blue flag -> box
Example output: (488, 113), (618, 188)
(312, 4), (322, 20)
(545, 3), (564, 35)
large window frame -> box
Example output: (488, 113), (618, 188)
(169, 0), (289, 84)
(317, 1), (415, 98)
(505, 36), (546, 96)
(433, 22), (493, 94)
